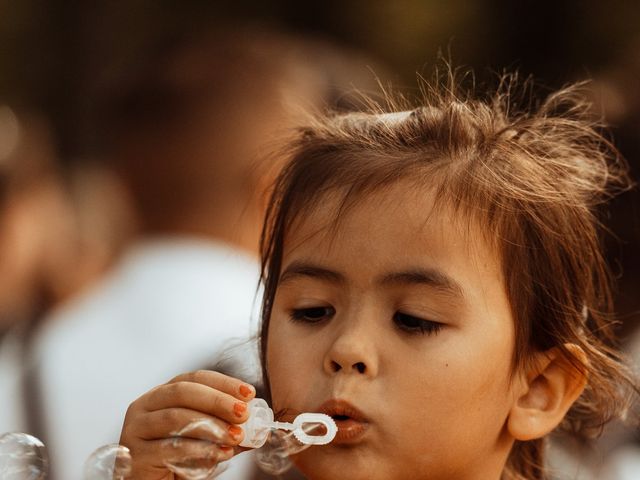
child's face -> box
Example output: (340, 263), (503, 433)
(266, 181), (519, 480)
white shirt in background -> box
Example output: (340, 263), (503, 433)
(33, 238), (262, 480)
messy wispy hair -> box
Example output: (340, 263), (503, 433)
(259, 69), (638, 479)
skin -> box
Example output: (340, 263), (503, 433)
(267, 183), (519, 480)
(121, 370), (255, 479)
(120, 179), (587, 479)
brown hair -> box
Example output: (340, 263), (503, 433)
(259, 71), (638, 479)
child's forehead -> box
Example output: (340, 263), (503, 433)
(284, 179), (501, 263)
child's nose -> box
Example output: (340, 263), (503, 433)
(323, 329), (379, 378)
(328, 359), (367, 374)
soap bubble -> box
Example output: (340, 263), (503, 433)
(255, 422), (325, 475)
(160, 416), (328, 478)
(254, 429), (295, 475)
(0, 432), (48, 480)
(163, 419), (230, 480)
(164, 451), (226, 480)
(83, 444), (132, 480)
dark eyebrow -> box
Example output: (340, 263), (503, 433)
(279, 261), (345, 285)
(379, 268), (464, 298)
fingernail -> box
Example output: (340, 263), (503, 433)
(233, 401), (247, 417)
(228, 425), (243, 438)
(219, 445), (233, 453)
(239, 384), (254, 398)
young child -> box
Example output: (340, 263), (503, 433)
(119, 73), (637, 480)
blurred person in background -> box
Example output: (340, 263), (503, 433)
(0, 109), (73, 435)
(0, 105), (133, 442)
(23, 26), (379, 480)
(0, 109), (66, 335)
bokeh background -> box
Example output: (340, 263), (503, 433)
(2, 0), (638, 333)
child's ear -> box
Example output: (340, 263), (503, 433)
(507, 344), (588, 441)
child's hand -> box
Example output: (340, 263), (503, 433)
(120, 370), (256, 480)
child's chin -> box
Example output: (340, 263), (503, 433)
(292, 447), (383, 480)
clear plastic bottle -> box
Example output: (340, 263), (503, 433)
(164, 398), (337, 479)
(239, 398), (337, 448)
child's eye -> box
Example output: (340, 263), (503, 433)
(393, 312), (443, 335)
(290, 306), (335, 323)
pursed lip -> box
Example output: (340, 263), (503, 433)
(317, 399), (370, 444)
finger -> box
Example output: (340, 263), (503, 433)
(169, 370), (256, 401)
(139, 382), (251, 423)
(128, 438), (235, 479)
(132, 409), (245, 446)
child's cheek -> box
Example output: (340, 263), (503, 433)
(265, 318), (313, 411)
